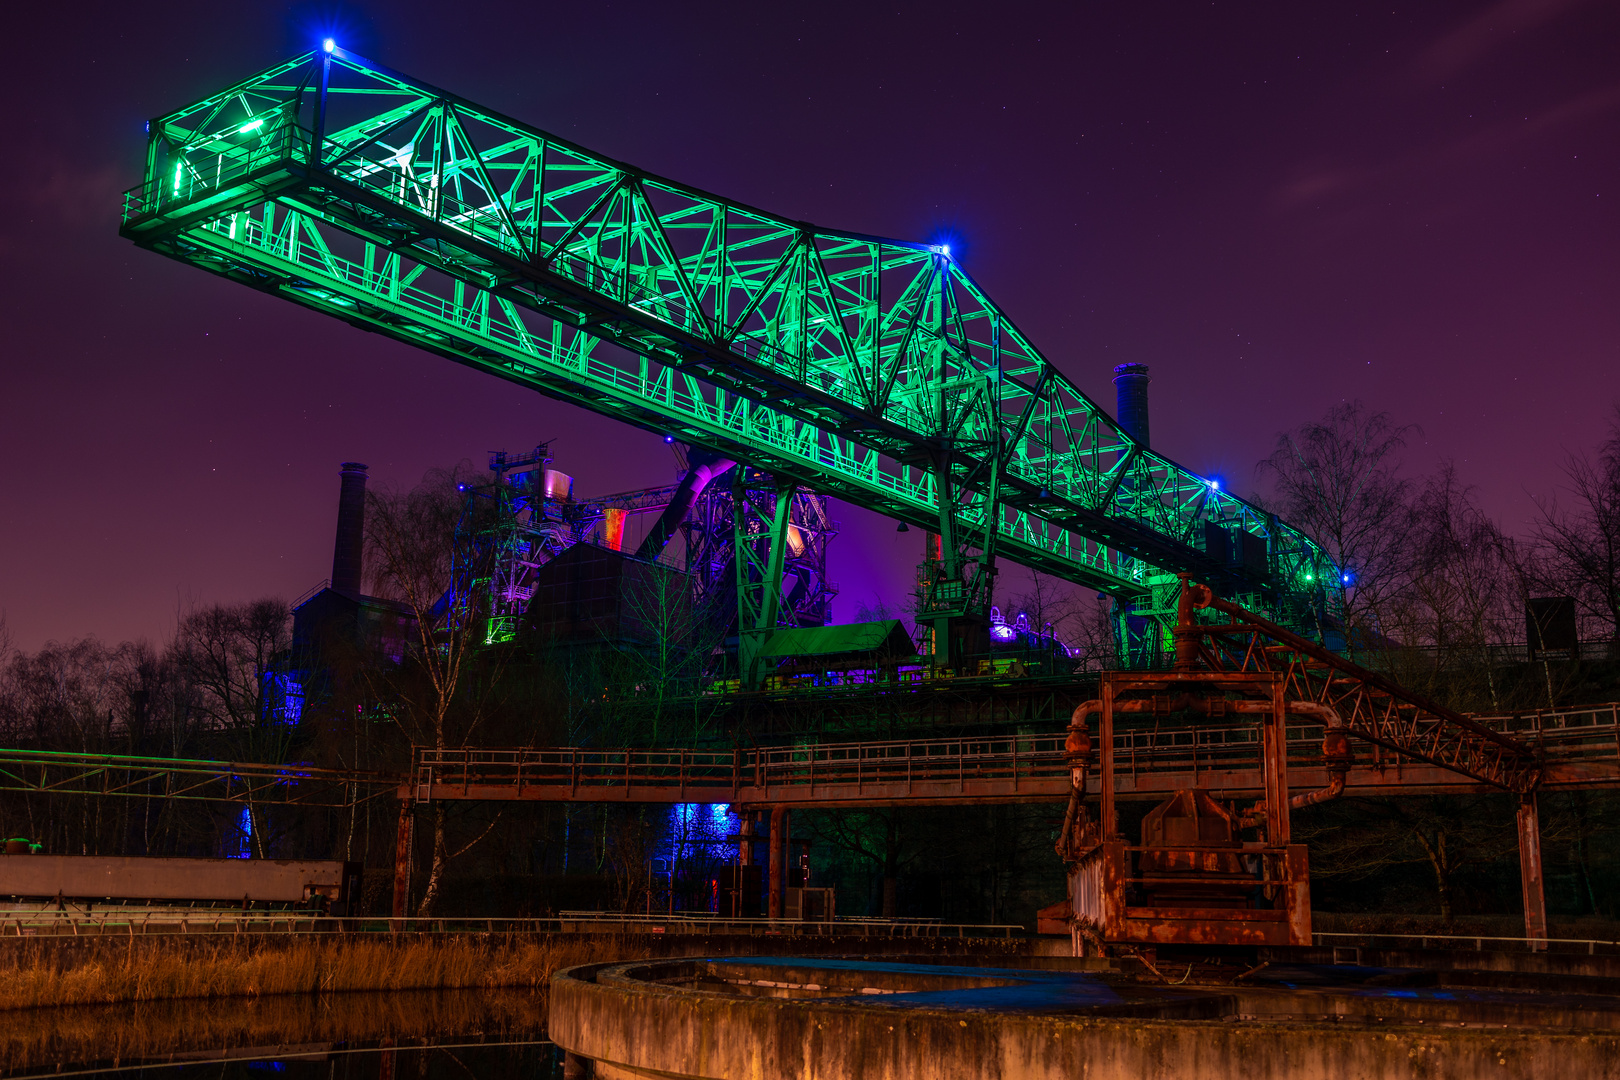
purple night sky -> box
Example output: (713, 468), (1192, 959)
(1, 1), (1616, 652)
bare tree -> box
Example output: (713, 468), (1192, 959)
(365, 465), (504, 914)
(1002, 573), (1115, 671)
(169, 599), (292, 857)
(1259, 402), (1419, 648)
(605, 559), (727, 745)
(1398, 465), (1516, 649)
(0, 636), (210, 856)
(171, 600), (291, 732)
(1530, 408), (1620, 655)
(1296, 796), (1520, 923)
(812, 808), (914, 917)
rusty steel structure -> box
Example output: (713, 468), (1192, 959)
(1054, 671), (1315, 948)
(2, 581), (1608, 941)
(0, 748), (392, 808)
(1178, 581), (1541, 793)
(403, 716), (1616, 810)
(1047, 578), (1549, 951)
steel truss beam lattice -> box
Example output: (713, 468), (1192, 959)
(1180, 581), (1542, 793)
(0, 749), (393, 809)
(119, 47), (1331, 626)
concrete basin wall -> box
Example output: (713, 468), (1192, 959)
(551, 958), (1620, 1080)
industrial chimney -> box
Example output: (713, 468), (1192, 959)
(331, 462), (369, 598)
(1112, 363), (1151, 447)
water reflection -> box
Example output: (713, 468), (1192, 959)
(1, 990), (560, 1079)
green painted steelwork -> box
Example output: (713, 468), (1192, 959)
(119, 47), (1332, 648)
(733, 474), (795, 688)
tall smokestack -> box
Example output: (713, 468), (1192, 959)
(1112, 363), (1151, 447)
(332, 462), (369, 598)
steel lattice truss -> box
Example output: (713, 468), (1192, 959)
(455, 446), (575, 644)
(575, 476), (838, 631)
(119, 47), (1332, 611)
(0, 749), (391, 808)
(1185, 586), (1541, 793)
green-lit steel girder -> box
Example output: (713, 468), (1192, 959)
(118, 47), (1333, 621)
(733, 474), (795, 689)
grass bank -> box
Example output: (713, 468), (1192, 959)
(0, 934), (620, 1011)
(0, 987), (550, 1076)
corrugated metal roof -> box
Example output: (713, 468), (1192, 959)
(758, 620), (916, 659)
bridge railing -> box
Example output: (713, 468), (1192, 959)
(1482, 702), (1620, 760)
(121, 121), (312, 225)
(415, 747), (741, 800)
(413, 703), (1620, 799)
(751, 735), (1069, 791)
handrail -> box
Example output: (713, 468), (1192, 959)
(1313, 929), (1620, 955)
(411, 706), (1620, 796)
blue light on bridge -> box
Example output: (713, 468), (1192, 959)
(323, 38), (335, 53)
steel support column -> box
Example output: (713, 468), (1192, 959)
(391, 798), (415, 918)
(768, 806), (787, 920)
(736, 475), (794, 689)
(1263, 677), (1292, 845)
(1517, 795), (1548, 950)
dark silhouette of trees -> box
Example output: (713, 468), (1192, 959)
(1259, 401), (1419, 647)
(1531, 407), (1620, 656)
(171, 598), (293, 856)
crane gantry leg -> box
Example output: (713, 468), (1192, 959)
(1517, 795), (1548, 950)
(734, 473), (794, 689)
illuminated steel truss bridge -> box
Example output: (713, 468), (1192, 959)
(118, 45), (1334, 668)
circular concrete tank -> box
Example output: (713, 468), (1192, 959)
(551, 956), (1620, 1079)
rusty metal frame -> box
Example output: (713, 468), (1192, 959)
(1083, 670), (1311, 948)
(1182, 582), (1541, 793)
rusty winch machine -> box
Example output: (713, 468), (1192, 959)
(1051, 579), (1353, 951)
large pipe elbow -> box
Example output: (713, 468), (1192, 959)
(1065, 700), (1098, 772)
(1056, 701), (1100, 858)
(1286, 702), (1351, 810)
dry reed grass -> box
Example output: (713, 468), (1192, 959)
(0, 987), (550, 1075)
(0, 934), (622, 1012)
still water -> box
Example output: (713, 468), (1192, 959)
(1, 991), (563, 1079)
